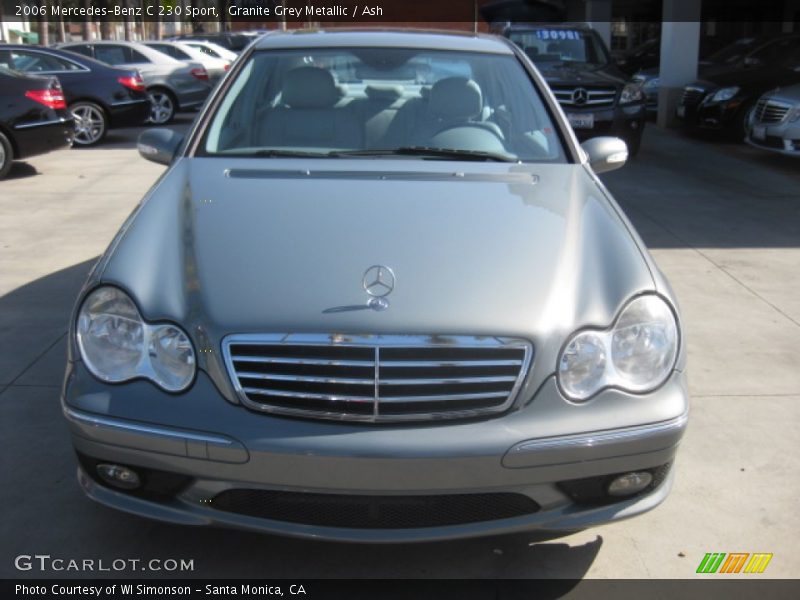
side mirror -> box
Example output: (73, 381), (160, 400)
(581, 137), (629, 174)
(137, 128), (183, 165)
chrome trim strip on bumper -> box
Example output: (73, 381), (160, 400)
(503, 412), (689, 468)
(63, 407), (249, 463)
(14, 117), (71, 130)
(110, 99), (151, 107)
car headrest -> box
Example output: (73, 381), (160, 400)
(282, 67), (340, 108)
(428, 77), (482, 120)
(365, 85), (404, 101)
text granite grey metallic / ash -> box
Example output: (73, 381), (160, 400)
(61, 29), (688, 542)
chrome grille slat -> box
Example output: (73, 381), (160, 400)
(378, 376), (518, 385)
(378, 359), (523, 367)
(231, 356), (375, 367)
(378, 392), (510, 403)
(223, 334), (533, 423)
(242, 387), (374, 402)
(238, 372), (375, 385)
(681, 87), (706, 107)
(754, 98), (792, 123)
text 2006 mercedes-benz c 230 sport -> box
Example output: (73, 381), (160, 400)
(61, 30), (688, 542)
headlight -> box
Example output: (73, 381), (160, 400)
(788, 107), (800, 123)
(557, 295), (679, 401)
(77, 286), (196, 392)
(620, 83), (644, 104)
(711, 86), (740, 102)
(643, 77), (660, 91)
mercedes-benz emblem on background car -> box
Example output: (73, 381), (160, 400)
(572, 87), (589, 105)
(363, 265), (396, 298)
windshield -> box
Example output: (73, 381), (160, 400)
(705, 37), (759, 64)
(200, 48), (565, 163)
(508, 28), (610, 67)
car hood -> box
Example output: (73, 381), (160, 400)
(759, 83), (800, 103)
(534, 63), (628, 87)
(96, 159), (656, 399)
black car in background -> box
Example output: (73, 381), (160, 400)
(614, 38), (660, 76)
(0, 66), (73, 179)
(676, 34), (800, 138)
(503, 23), (646, 155)
(0, 45), (150, 146)
(171, 32), (250, 53)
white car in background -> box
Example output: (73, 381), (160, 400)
(144, 41), (231, 84)
(179, 40), (239, 64)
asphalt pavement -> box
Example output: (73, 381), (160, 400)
(1, 118), (798, 579)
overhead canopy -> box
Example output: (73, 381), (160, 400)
(9, 30), (40, 44)
(479, 0), (568, 24)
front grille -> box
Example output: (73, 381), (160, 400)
(223, 334), (532, 422)
(210, 489), (540, 529)
(680, 86), (706, 107)
(753, 98), (792, 123)
(551, 86), (617, 108)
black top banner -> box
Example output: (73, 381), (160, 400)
(1, 0), (796, 24)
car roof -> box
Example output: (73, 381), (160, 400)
(502, 22), (594, 32)
(2, 44), (120, 69)
(253, 29), (514, 55)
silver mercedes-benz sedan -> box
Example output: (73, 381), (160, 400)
(745, 84), (800, 157)
(61, 30), (688, 542)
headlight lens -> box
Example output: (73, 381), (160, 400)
(788, 107), (800, 123)
(711, 86), (740, 102)
(620, 83), (644, 104)
(643, 77), (660, 91)
(557, 295), (679, 401)
(77, 287), (196, 392)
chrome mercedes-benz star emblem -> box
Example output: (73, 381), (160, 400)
(572, 87), (589, 105)
(362, 265), (396, 298)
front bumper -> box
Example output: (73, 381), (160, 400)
(564, 103), (646, 145)
(677, 98), (742, 130)
(63, 362), (688, 542)
(745, 120), (800, 157)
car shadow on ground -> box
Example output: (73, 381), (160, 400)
(601, 127), (800, 251)
(4, 161), (39, 181)
(0, 261), (603, 581)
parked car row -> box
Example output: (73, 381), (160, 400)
(0, 36), (242, 158)
(622, 32), (800, 158)
(675, 33), (800, 142)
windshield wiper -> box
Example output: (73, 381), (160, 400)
(332, 147), (519, 163)
(225, 149), (331, 158)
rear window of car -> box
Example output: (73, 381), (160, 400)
(200, 47), (565, 163)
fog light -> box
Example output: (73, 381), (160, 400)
(607, 471), (653, 497)
(96, 464), (141, 490)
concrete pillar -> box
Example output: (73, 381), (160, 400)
(656, 0), (702, 128)
(586, 0), (613, 48)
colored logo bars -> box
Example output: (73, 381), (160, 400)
(696, 552), (773, 574)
